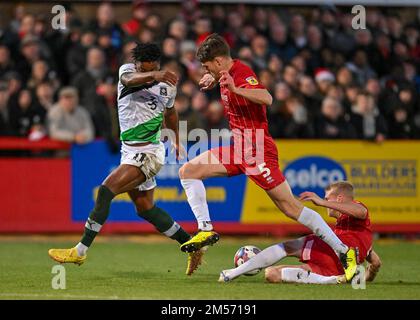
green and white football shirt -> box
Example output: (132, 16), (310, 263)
(117, 63), (176, 144)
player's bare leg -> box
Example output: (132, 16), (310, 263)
(219, 238), (304, 282)
(48, 164), (147, 265)
(265, 181), (358, 281)
(265, 265), (345, 285)
(128, 189), (202, 275)
(178, 150), (227, 252)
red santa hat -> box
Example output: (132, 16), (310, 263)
(314, 68), (335, 83)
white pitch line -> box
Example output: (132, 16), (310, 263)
(0, 293), (129, 300)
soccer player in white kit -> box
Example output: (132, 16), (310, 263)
(49, 43), (203, 275)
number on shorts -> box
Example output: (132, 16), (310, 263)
(258, 162), (271, 178)
(133, 153), (146, 163)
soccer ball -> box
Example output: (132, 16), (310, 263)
(233, 245), (262, 276)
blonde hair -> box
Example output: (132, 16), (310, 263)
(325, 181), (354, 197)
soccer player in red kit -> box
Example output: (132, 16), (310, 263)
(220, 181), (382, 284)
(178, 34), (358, 281)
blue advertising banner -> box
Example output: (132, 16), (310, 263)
(71, 141), (247, 223)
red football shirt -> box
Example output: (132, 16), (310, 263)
(219, 59), (278, 164)
(334, 201), (373, 263)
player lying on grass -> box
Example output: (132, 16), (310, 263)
(178, 33), (358, 281)
(49, 43), (203, 275)
(219, 181), (382, 284)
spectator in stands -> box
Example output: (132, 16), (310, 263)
(66, 28), (97, 78)
(88, 2), (123, 50)
(174, 93), (202, 131)
(350, 91), (388, 142)
(268, 82), (291, 138)
(202, 100), (229, 135)
(235, 24), (257, 49)
(283, 65), (300, 91)
(298, 75), (322, 117)
(179, 40), (200, 82)
(0, 11), (20, 56)
(304, 24), (323, 72)
(47, 87), (94, 144)
(145, 14), (163, 39)
(71, 47), (111, 113)
(315, 68), (335, 96)
(397, 85), (419, 116)
(336, 67), (353, 88)
(194, 16), (212, 45)
(0, 82), (12, 136)
(27, 60), (59, 92)
(35, 82), (55, 115)
(97, 28), (119, 73)
(315, 97), (356, 139)
(346, 49), (377, 86)
(90, 77), (119, 152)
(122, 0), (150, 37)
(387, 106), (416, 139)
(251, 35), (269, 72)
(120, 40), (137, 65)
(267, 54), (283, 82)
(161, 37), (179, 64)
(3, 71), (23, 100)
(168, 19), (188, 42)
(268, 22), (296, 63)
(9, 4), (26, 34)
(8, 89), (44, 138)
(16, 35), (43, 84)
(0, 46), (13, 76)
(290, 14), (307, 49)
(276, 96), (314, 138)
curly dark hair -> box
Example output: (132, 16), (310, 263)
(131, 42), (161, 62)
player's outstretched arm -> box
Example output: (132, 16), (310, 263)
(219, 71), (273, 105)
(299, 191), (368, 219)
(365, 250), (382, 282)
(121, 70), (178, 87)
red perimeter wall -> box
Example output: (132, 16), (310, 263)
(0, 158), (73, 232)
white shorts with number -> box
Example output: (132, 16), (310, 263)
(120, 142), (165, 191)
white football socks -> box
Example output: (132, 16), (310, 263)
(180, 179), (213, 231)
(281, 268), (339, 284)
(75, 242), (88, 256)
(298, 207), (348, 255)
(228, 244), (287, 279)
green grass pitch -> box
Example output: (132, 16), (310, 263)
(1, 236), (419, 300)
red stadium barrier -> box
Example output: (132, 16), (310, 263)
(0, 137), (70, 150)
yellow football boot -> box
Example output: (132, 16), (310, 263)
(180, 230), (220, 253)
(186, 248), (206, 276)
(340, 247), (359, 282)
(48, 247), (86, 266)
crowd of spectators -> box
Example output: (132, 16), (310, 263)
(1, 0), (420, 152)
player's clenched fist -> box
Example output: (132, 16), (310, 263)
(199, 73), (217, 91)
(152, 70), (178, 86)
